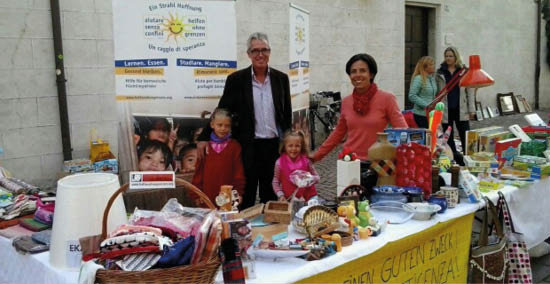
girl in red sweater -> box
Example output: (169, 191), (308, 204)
(272, 131), (320, 202)
(192, 108), (245, 207)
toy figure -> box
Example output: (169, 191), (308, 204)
(357, 200), (373, 227)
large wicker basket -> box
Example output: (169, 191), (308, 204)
(93, 178), (221, 284)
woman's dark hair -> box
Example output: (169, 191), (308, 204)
(137, 139), (173, 167)
(345, 53), (377, 82)
(178, 143), (197, 160)
(143, 117), (170, 134)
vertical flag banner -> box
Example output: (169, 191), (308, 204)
(112, 0), (237, 117)
(289, 3), (310, 110)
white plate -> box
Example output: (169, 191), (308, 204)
(249, 248), (309, 259)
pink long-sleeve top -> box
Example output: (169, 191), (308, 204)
(313, 88), (408, 161)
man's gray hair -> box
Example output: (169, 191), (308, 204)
(246, 32), (270, 52)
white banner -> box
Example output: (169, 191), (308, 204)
(289, 3), (310, 109)
(112, 0), (237, 117)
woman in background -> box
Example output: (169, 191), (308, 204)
(408, 56), (438, 129)
(436, 47), (475, 162)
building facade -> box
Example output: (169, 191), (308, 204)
(0, 0), (548, 186)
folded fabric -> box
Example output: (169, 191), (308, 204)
(0, 186), (12, 200)
(115, 252), (161, 271)
(78, 260), (104, 284)
(12, 235), (49, 254)
(19, 218), (50, 232)
(0, 177), (26, 194)
(7, 177), (40, 195)
(155, 236), (195, 268)
(201, 218), (222, 263)
(31, 229), (52, 245)
(100, 232), (172, 252)
(108, 224), (162, 238)
(35, 198), (55, 212)
(0, 224), (34, 239)
(83, 245), (161, 262)
(33, 207), (53, 225)
(0, 195), (36, 220)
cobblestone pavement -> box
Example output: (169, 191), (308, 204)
(312, 109), (550, 282)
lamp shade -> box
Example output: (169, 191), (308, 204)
(50, 173), (127, 270)
(460, 55), (494, 88)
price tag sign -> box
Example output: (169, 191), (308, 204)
(129, 171), (175, 189)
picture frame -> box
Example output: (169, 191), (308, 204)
(482, 107), (490, 119)
(486, 106), (495, 118)
(515, 95), (527, 113)
(497, 93), (516, 115)
(521, 98), (532, 113)
(475, 102), (484, 121)
(476, 109), (484, 121)
(492, 107), (500, 117)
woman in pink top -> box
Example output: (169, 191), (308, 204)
(312, 53), (408, 161)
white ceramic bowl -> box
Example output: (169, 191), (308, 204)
(406, 203), (441, 221)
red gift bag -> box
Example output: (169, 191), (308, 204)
(395, 142), (432, 198)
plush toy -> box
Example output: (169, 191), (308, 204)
(357, 200), (373, 227)
(429, 103), (445, 153)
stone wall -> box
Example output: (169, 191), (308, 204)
(0, 0), (117, 186)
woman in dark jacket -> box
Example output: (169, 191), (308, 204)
(436, 47), (475, 163)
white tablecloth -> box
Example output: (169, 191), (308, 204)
(483, 177), (550, 249)
(1, 178), (548, 284)
(0, 236), (78, 284)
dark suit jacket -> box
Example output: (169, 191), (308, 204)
(199, 65), (292, 150)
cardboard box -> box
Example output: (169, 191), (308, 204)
(478, 131), (511, 153)
(336, 160), (360, 188)
(384, 128), (430, 147)
(465, 126), (504, 155)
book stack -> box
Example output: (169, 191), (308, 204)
(465, 126), (503, 155)
(494, 137), (522, 169)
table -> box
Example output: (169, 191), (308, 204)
(0, 236), (78, 284)
(483, 177), (550, 249)
(1, 178), (548, 284)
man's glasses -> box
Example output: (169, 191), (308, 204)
(248, 48), (271, 56)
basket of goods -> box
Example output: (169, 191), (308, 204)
(81, 178), (221, 284)
(303, 205), (339, 238)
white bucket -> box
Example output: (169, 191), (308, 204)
(50, 173), (127, 270)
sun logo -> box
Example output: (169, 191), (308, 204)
(161, 12), (189, 43)
(295, 27), (305, 43)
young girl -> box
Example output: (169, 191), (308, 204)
(192, 108), (245, 206)
(177, 143), (197, 173)
(137, 139), (173, 171)
(272, 131), (320, 201)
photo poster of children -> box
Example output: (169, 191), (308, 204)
(132, 112), (210, 174)
(292, 108), (311, 150)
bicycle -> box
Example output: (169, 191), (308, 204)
(308, 91), (341, 149)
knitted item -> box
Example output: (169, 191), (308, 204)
(352, 83), (378, 115)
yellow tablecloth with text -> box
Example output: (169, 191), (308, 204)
(299, 213), (474, 284)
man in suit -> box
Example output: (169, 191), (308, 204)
(197, 32), (292, 209)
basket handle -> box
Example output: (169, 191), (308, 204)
(175, 178), (217, 210)
(101, 178), (217, 239)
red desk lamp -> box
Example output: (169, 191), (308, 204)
(425, 55), (494, 118)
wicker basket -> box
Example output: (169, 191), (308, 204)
(92, 178), (221, 284)
(263, 201), (292, 224)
